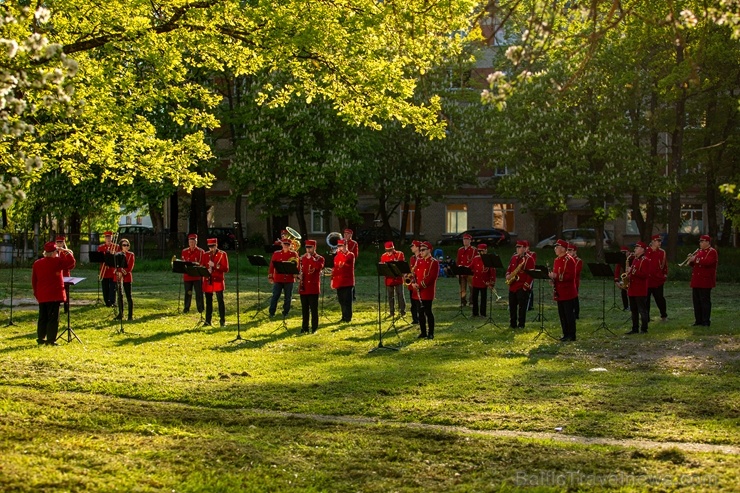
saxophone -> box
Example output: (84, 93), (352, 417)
(619, 253), (632, 290)
(506, 257), (527, 285)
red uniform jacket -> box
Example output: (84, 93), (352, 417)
(456, 245), (476, 271)
(380, 250), (405, 286)
(506, 253), (535, 292)
(690, 247), (717, 289)
(298, 252), (325, 295)
(181, 246), (205, 282)
(573, 256), (583, 292)
(471, 256), (495, 289)
(331, 250), (355, 289)
(269, 249), (299, 283)
(117, 251), (135, 283)
(627, 254), (650, 297)
(646, 248), (668, 288)
(59, 249), (74, 278)
(202, 249), (229, 293)
(346, 239), (359, 259)
(552, 254), (577, 301)
(98, 242), (120, 279)
(32, 254), (76, 303)
(412, 256), (439, 301)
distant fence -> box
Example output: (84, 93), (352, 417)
(0, 232), (224, 265)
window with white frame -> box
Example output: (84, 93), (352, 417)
(446, 204), (468, 234)
(310, 209), (325, 234)
(399, 206), (415, 234)
(494, 164), (509, 176)
(492, 203), (515, 232)
(625, 209), (640, 235)
(681, 204), (703, 234)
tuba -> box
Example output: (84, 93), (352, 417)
(285, 226), (301, 252)
(326, 231), (341, 253)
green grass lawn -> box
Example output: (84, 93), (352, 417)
(0, 261), (738, 492)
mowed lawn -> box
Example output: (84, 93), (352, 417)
(1, 263), (738, 492)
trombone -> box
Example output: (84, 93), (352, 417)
(678, 249), (700, 267)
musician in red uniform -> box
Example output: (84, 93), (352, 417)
(97, 231), (119, 307)
(343, 229), (359, 301)
(32, 241), (76, 345)
(331, 238), (356, 323)
(470, 243), (496, 317)
(202, 238), (230, 327)
(55, 235), (74, 313)
(566, 244), (583, 319)
(549, 239), (578, 342)
(689, 235), (718, 327)
(646, 234), (668, 321)
(626, 241), (651, 334)
(182, 233), (205, 314)
(380, 241), (406, 318)
(525, 241), (537, 311)
(614, 246), (631, 310)
(412, 241), (439, 339)
(298, 240), (325, 334)
(268, 239), (299, 319)
(456, 233), (476, 307)
(506, 240), (535, 328)
(407, 240), (421, 324)
(114, 239), (136, 321)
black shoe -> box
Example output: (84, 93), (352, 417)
(400, 312), (406, 317)
(127, 315), (133, 321)
(114, 314), (122, 320)
(37, 339), (46, 345)
(311, 328), (317, 334)
(509, 324), (517, 329)
(427, 334), (434, 340)
(183, 310), (190, 314)
(418, 333), (428, 339)
(518, 325), (525, 329)
(300, 328), (309, 334)
(641, 330), (648, 333)
(626, 330), (639, 335)
(204, 321), (212, 327)
(691, 322), (702, 326)
(46, 341), (59, 346)
(559, 336), (570, 342)
(220, 321), (226, 327)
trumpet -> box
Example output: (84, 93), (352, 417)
(678, 248), (700, 267)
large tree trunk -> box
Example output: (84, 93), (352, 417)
(191, 187), (209, 249)
(666, 45), (687, 263)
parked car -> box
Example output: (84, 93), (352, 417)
(355, 226), (406, 246)
(117, 225), (154, 236)
(208, 227), (237, 250)
(535, 228), (614, 249)
(436, 228), (511, 247)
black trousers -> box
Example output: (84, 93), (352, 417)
(337, 286), (353, 322)
(418, 299), (435, 336)
(410, 297), (420, 323)
(557, 298), (577, 340)
(117, 282), (133, 318)
(629, 295), (649, 332)
(102, 278), (116, 307)
(386, 284), (406, 316)
(471, 286), (488, 316)
(37, 301), (61, 344)
(620, 286), (629, 309)
(573, 296), (580, 319)
(692, 288), (712, 326)
(205, 291), (225, 325)
(647, 285), (667, 319)
(508, 288), (529, 327)
(300, 294), (319, 332)
(183, 280), (204, 313)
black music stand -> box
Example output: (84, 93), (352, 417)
(448, 264), (472, 319)
(247, 255), (269, 319)
(270, 261), (298, 333)
(56, 277), (85, 344)
(477, 253), (503, 329)
(605, 251), (626, 312)
(171, 259), (194, 314)
(526, 265), (557, 341)
(89, 250), (105, 304)
(110, 253), (135, 335)
(371, 263), (401, 352)
(588, 262), (617, 336)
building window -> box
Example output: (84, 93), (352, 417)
(400, 206), (415, 234)
(626, 210), (639, 235)
(681, 204), (703, 234)
(446, 204), (468, 234)
(136, 216), (143, 225)
(493, 203), (515, 232)
(494, 164), (509, 176)
(311, 209), (324, 234)
(125, 216), (132, 225)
